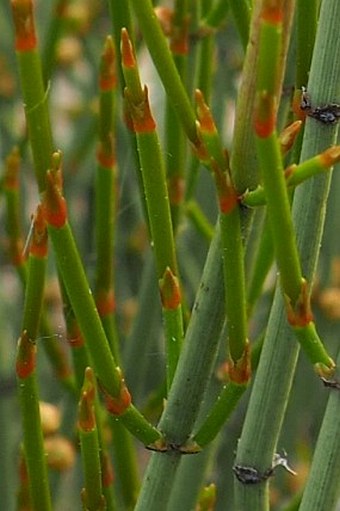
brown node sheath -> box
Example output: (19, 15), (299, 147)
(101, 451), (115, 487)
(155, 7), (173, 37)
(4, 147), (20, 190)
(292, 89), (308, 121)
(170, 17), (189, 55)
(160, 267), (181, 309)
(11, 0), (37, 52)
(195, 89), (216, 134)
(101, 369), (131, 416)
(67, 321), (84, 348)
(284, 163), (297, 181)
(286, 279), (313, 327)
(210, 160), (238, 214)
(10, 239), (26, 268)
(96, 289), (116, 317)
(78, 367), (96, 431)
(254, 91), (276, 138)
(96, 138), (116, 168)
(167, 175), (185, 206)
(226, 342), (251, 384)
(99, 36), (117, 92)
(78, 390), (96, 432)
(125, 86), (156, 133)
(30, 205), (48, 259)
(16, 330), (36, 379)
(261, 1), (284, 24)
(42, 168), (67, 228)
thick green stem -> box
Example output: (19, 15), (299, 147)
(234, 0), (340, 507)
(46, 214), (161, 444)
(135, 224), (225, 510)
(299, 350), (340, 510)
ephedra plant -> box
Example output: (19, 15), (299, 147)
(1, 0), (340, 509)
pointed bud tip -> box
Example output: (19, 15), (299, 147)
(78, 389), (96, 432)
(320, 145), (340, 167)
(195, 89), (216, 134)
(159, 267), (181, 309)
(121, 28), (135, 68)
(100, 36), (116, 91)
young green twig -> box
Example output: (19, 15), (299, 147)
(11, 0), (54, 192)
(121, 29), (184, 389)
(41, 151), (162, 447)
(78, 368), (106, 511)
(96, 36), (140, 508)
(195, 90), (249, 382)
(253, 0), (334, 375)
(4, 148), (75, 391)
(129, 0), (199, 147)
(234, 1), (340, 509)
(164, 0), (189, 230)
(95, 35), (120, 363)
(16, 206), (52, 511)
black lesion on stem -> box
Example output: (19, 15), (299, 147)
(321, 377), (340, 390)
(146, 442), (200, 454)
(233, 464), (274, 484)
(300, 87), (340, 125)
(233, 451), (296, 485)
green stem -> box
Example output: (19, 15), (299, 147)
(228, 0), (252, 50)
(193, 382), (246, 448)
(42, 0), (68, 83)
(16, 216), (52, 511)
(242, 145), (340, 207)
(47, 217), (161, 445)
(124, 253), (160, 399)
(220, 208), (248, 363)
(234, 0), (340, 507)
(254, 1), (334, 372)
(299, 350), (340, 510)
(78, 370), (105, 511)
(135, 224), (226, 510)
(256, 133), (302, 302)
(195, 91), (248, 369)
(11, 1), (54, 192)
(129, 0), (198, 145)
(110, 420), (140, 509)
(49, 223), (120, 393)
(185, 2), (215, 199)
(230, 0), (294, 193)
(185, 200), (214, 242)
(107, 0), (134, 89)
(122, 35), (184, 389)
(202, 0), (229, 30)
(246, 215), (274, 314)
(165, 0), (189, 230)
(18, 373), (52, 511)
(191, 332), (264, 448)
(296, 0), (318, 88)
